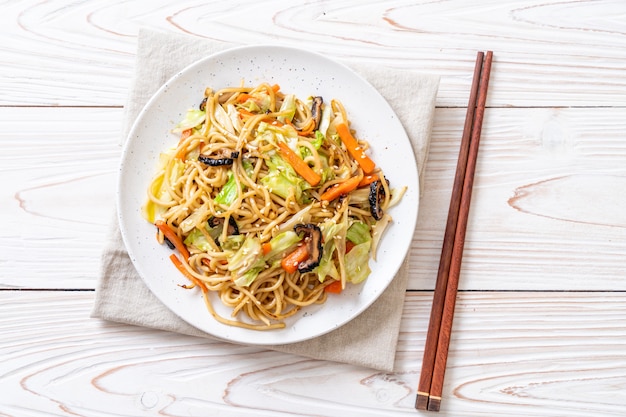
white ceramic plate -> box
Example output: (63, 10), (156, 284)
(118, 45), (419, 345)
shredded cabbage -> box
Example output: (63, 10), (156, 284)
(234, 265), (265, 287)
(277, 205), (313, 233)
(179, 204), (209, 233)
(261, 154), (306, 203)
(214, 102), (235, 134)
(184, 228), (213, 252)
(214, 171), (238, 205)
(318, 102), (332, 136)
(315, 242), (340, 282)
(277, 94), (296, 122)
(263, 230), (302, 260)
(228, 236), (262, 275)
(142, 151), (184, 223)
(315, 220), (347, 283)
(345, 241), (372, 284)
(388, 186), (408, 208)
(346, 221), (371, 245)
(173, 109), (205, 133)
(371, 213), (392, 261)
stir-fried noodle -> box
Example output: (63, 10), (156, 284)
(143, 83), (404, 330)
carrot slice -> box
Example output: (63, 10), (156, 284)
(238, 109), (285, 127)
(324, 280), (343, 293)
(261, 242), (272, 255)
(175, 129), (193, 160)
(319, 175), (361, 202)
(277, 142), (321, 186)
(238, 84), (279, 103)
(170, 254), (207, 292)
(237, 93), (253, 103)
(238, 108), (266, 118)
(155, 220), (190, 261)
(336, 123), (376, 174)
(281, 244), (309, 273)
(180, 128), (192, 141)
(358, 173), (379, 188)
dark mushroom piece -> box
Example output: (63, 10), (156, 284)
(311, 96), (323, 131)
(163, 236), (176, 250)
(369, 179), (386, 221)
(155, 224), (177, 250)
(198, 150), (240, 167)
(208, 216), (239, 235)
(293, 223), (323, 273)
(208, 216), (239, 246)
(199, 97), (207, 111)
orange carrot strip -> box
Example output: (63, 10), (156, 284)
(358, 173), (379, 188)
(336, 123), (376, 174)
(261, 242), (272, 255)
(324, 280), (343, 294)
(319, 175), (361, 202)
(238, 108), (256, 118)
(180, 128), (192, 141)
(298, 127), (315, 137)
(170, 254), (207, 292)
(277, 142), (321, 186)
(281, 244), (309, 274)
(175, 129), (193, 160)
(155, 220), (190, 261)
(237, 93), (253, 103)
(239, 85), (279, 102)
(238, 109), (285, 126)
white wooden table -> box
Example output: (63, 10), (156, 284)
(2, 1), (625, 415)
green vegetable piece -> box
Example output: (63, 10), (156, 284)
(215, 171), (237, 205)
(345, 241), (372, 284)
(346, 221), (371, 245)
(183, 228), (213, 252)
(174, 108), (205, 132)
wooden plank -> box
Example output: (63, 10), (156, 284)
(410, 106), (626, 290)
(1, 290), (624, 416)
(0, 107), (122, 289)
(1, 106), (624, 290)
(0, 1), (625, 107)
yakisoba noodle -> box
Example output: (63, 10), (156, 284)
(142, 82), (405, 330)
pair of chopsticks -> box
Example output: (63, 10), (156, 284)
(415, 51), (493, 412)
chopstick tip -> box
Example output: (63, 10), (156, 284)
(427, 396), (442, 412)
(415, 392), (430, 410)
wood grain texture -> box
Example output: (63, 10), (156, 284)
(1, 0), (625, 107)
(1, 1), (625, 414)
(3, 106), (624, 290)
(412, 106), (626, 290)
(1, 291), (624, 416)
(0, 107), (122, 289)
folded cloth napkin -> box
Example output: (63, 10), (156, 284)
(91, 29), (439, 372)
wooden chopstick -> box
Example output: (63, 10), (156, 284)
(415, 50), (493, 412)
(415, 51), (485, 411)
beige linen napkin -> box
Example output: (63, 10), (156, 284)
(91, 29), (439, 372)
